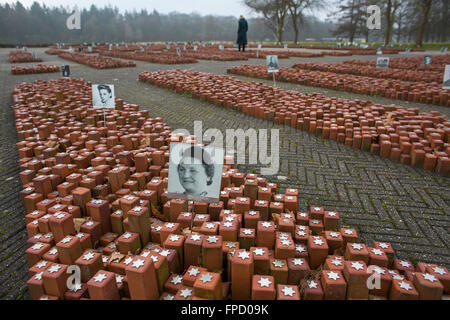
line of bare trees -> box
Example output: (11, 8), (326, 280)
(244, 0), (449, 46)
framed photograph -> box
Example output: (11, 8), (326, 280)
(423, 56), (432, 65)
(176, 47), (181, 57)
(92, 84), (115, 109)
(443, 65), (450, 90)
(167, 143), (224, 203)
(267, 55), (279, 73)
(376, 57), (390, 69)
(61, 65), (70, 78)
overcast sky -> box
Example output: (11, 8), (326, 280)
(1, 0), (330, 19)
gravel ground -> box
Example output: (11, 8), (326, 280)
(0, 48), (449, 300)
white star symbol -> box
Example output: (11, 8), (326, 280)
(85, 221), (94, 226)
(48, 248), (57, 255)
(327, 212), (337, 217)
(169, 235), (180, 242)
(242, 229), (253, 235)
(281, 286), (296, 297)
(328, 271), (340, 281)
(183, 213), (191, 217)
(253, 248), (265, 256)
(61, 237), (72, 244)
(36, 261), (47, 268)
(226, 242), (236, 249)
(272, 260), (285, 268)
(398, 281), (412, 291)
(313, 239), (324, 246)
(190, 234), (201, 242)
(352, 262), (364, 271)
(155, 226), (162, 232)
(331, 259), (343, 266)
(223, 222), (233, 228)
(225, 216), (235, 222)
(70, 283), (82, 292)
(124, 257), (133, 265)
(261, 222), (272, 228)
(31, 243), (44, 251)
(238, 251), (251, 260)
(258, 277), (272, 288)
(296, 245), (306, 253)
(150, 255), (159, 263)
(83, 252), (95, 261)
(94, 273), (107, 283)
(393, 275), (404, 280)
(163, 294), (174, 300)
(299, 213), (307, 218)
(330, 232), (340, 238)
(344, 229), (353, 235)
(378, 243), (389, 249)
(196, 215), (206, 220)
(372, 249), (384, 256)
(132, 259), (145, 269)
(311, 220), (321, 225)
(160, 250), (171, 257)
(116, 275), (123, 283)
(423, 273), (437, 282)
(207, 236), (218, 244)
(205, 223), (216, 229)
(279, 234), (289, 240)
(200, 273), (213, 283)
(281, 240), (292, 246)
(34, 272), (43, 280)
(171, 275), (183, 285)
(180, 288), (192, 298)
(188, 268), (200, 277)
(433, 267), (446, 275)
(56, 213), (66, 219)
(292, 259), (303, 266)
(399, 261), (411, 268)
(166, 223), (175, 229)
(352, 243), (363, 251)
(141, 251), (150, 258)
(76, 233), (85, 238)
(297, 231), (306, 237)
(123, 233), (132, 239)
(48, 265), (61, 274)
(308, 281), (318, 289)
(248, 211), (257, 216)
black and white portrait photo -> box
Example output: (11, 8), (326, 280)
(443, 65), (450, 89)
(267, 55), (279, 73)
(423, 56), (432, 65)
(167, 143), (224, 203)
(92, 84), (115, 109)
(61, 65), (70, 78)
(376, 57), (390, 69)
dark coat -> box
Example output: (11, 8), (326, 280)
(237, 18), (248, 45)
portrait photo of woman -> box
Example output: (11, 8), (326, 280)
(167, 143), (224, 203)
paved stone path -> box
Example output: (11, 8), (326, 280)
(0, 48), (448, 300)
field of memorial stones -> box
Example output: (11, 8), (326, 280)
(0, 44), (449, 301)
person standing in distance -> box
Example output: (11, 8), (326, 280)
(237, 15), (248, 52)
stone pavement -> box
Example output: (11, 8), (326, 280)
(0, 48), (448, 300)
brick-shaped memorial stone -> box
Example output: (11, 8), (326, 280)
(251, 275), (276, 300)
(87, 271), (120, 300)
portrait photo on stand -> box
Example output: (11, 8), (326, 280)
(376, 57), (390, 69)
(267, 55), (279, 73)
(167, 143), (224, 203)
(92, 84), (115, 109)
(443, 65), (450, 89)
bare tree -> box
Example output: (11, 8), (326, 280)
(384, 0), (401, 45)
(244, 0), (290, 43)
(331, 0), (366, 43)
(287, 0), (326, 44)
(415, 0), (433, 47)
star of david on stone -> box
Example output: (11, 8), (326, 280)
(36, 261), (47, 268)
(272, 260), (284, 268)
(32, 243), (44, 251)
(207, 236), (218, 244)
(262, 222), (272, 228)
(61, 237), (72, 244)
(94, 273), (107, 282)
(180, 288), (192, 298)
(297, 226), (307, 231)
(200, 273), (213, 283)
(132, 259), (145, 269)
(190, 234), (201, 242)
(296, 245), (306, 253)
(183, 213), (191, 217)
(330, 232), (340, 238)
(166, 223), (175, 229)
(331, 259), (343, 266)
(433, 267), (446, 275)
(223, 222), (233, 228)
(169, 235), (180, 242)
(352, 243), (363, 251)
(34, 234), (43, 240)
(328, 271), (340, 281)
(308, 281), (318, 289)
(296, 231), (306, 237)
(116, 275), (123, 283)
(423, 273), (437, 282)
(292, 259), (303, 266)
(205, 223), (216, 229)
(393, 275), (404, 280)
(258, 277), (272, 288)
(238, 251), (251, 260)
(188, 268), (200, 277)
(253, 248), (265, 256)
(163, 294), (174, 300)
(352, 262), (364, 271)
(242, 229), (253, 236)
(56, 213), (65, 219)
(372, 249), (383, 256)
(399, 261), (411, 268)
(155, 226), (162, 232)
(48, 265), (61, 274)
(197, 215), (206, 220)
(281, 240), (291, 246)
(70, 283), (82, 292)
(34, 272), (43, 280)
(313, 239), (324, 246)
(281, 286), (295, 297)
(399, 281), (412, 291)
(83, 252), (95, 261)
(344, 229), (353, 235)
(48, 248), (57, 255)
(123, 233), (132, 239)
(226, 242), (236, 249)
(311, 220), (321, 225)
(85, 221), (94, 227)
(328, 212), (337, 217)
(124, 257), (133, 265)
(171, 275), (183, 285)
(378, 243), (389, 249)
(248, 211), (257, 216)
(76, 233), (85, 238)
